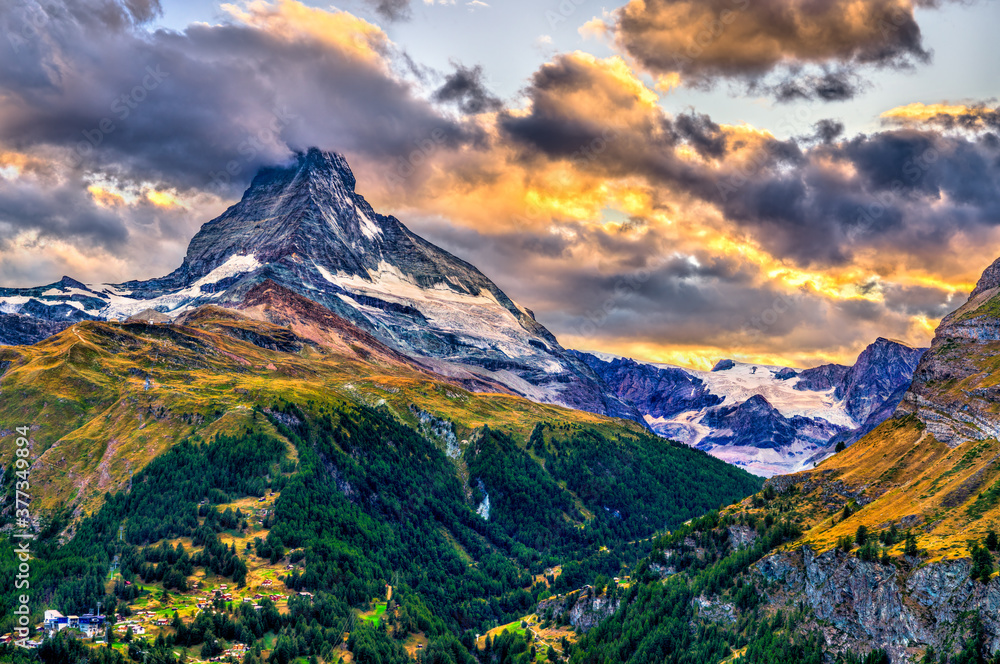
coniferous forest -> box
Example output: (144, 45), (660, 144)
(2, 398), (785, 664)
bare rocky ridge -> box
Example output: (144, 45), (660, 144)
(742, 254), (1000, 662)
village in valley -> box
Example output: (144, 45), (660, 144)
(3, 494), (324, 662)
(0, 492), (577, 664)
(3, 487), (588, 662)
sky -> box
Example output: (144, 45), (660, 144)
(0, 0), (998, 370)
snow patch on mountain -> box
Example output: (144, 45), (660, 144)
(191, 254), (262, 288)
(680, 361), (855, 428)
(574, 345), (922, 477)
(355, 206), (382, 240)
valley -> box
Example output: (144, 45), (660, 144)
(1, 150), (997, 664)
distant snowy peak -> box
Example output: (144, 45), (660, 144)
(574, 339), (925, 477)
(677, 359), (855, 427)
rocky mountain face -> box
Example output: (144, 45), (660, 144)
(0, 149), (637, 421)
(570, 352), (723, 420)
(537, 585), (621, 633)
(836, 337), (925, 424)
(700, 395), (844, 451)
(896, 255), (1000, 445)
(574, 339), (925, 477)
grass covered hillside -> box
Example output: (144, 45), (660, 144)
(0, 305), (761, 664)
(0, 304), (759, 517)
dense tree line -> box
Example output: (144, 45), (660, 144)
(534, 424), (763, 540)
(2, 398), (769, 663)
(0, 423), (286, 634)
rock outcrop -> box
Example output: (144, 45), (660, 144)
(757, 547), (1000, 663)
(897, 258), (1000, 446)
(537, 586), (621, 632)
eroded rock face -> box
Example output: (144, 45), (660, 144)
(570, 352), (723, 419)
(795, 363), (851, 392)
(897, 268), (1000, 446)
(537, 586), (621, 632)
(701, 395), (843, 451)
(836, 338), (925, 424)
(756, 547), (1000, 662)
(0, 313), (74, 345)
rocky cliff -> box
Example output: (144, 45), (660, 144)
(740, 247), (1000, 661)
(897, 256), (1000, 445)
(536, 586), (621, 633)
(757, 547), (1000, 663)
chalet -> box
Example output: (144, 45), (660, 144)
(298, 592), (314, 598)
(1, 634), (13, 644)
(269, 595), (282, 602)
(155, 619), (169, 626)
(44, 610), (67, 633)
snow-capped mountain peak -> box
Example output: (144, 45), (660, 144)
(0, 149), (638, 421)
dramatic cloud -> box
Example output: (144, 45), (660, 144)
(0, 0), (473, 198)
(0, 2), (995, 369)
(379, 53), (999, 364)
(432, 64), (503, 115)
(814, 119), (846, 144)
(599, 0), (947, 99)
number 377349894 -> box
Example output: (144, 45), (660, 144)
(12, 426), (32, 529)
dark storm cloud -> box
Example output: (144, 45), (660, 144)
(0, 174), (128, 250)
(674, 113), (727, 158)
(711, 128), (1000, 266)
(608, 0), (940, 100)
(769, 70), (862, 102)
(0, 0), (474, 198)
(364, 0), (411, 22)
(411, 217), (828, 349)
(432, 64), (503, 115)
(882, 284), (955, 318)
(814, 119), (846, 144)
(495, 53), (1000, 269)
